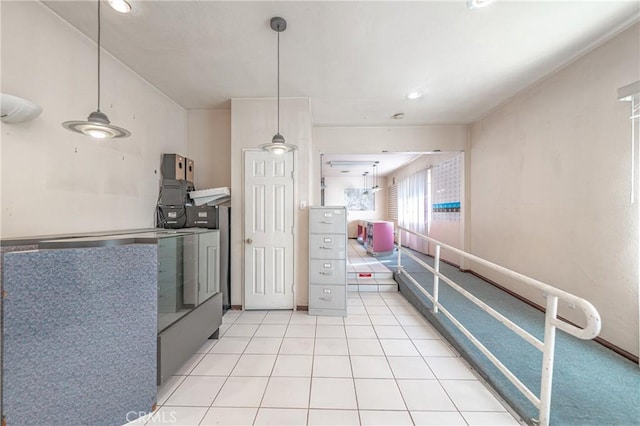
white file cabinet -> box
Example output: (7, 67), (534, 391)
(308, 207), (347, 316)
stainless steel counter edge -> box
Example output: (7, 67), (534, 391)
(1, 228), (216, 250)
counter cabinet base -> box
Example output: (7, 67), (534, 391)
(158, 292), (222, 385)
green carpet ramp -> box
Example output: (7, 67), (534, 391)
(378, 250), (639, 425)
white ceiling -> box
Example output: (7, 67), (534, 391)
(42, 1), (639, 127)
(321, 152), (459, 178)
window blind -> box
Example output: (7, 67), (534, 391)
(388, 184), (398, 221)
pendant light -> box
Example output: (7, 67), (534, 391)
(62, 0), (131, 139)
(259, 17), (297, 155)
(371, 162), (382, 193)
(362, 171), (370, 195)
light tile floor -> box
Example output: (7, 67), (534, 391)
(348, 240), (398, 292)
(135, 292), (522, 426)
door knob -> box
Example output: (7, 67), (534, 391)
(245, 238), (254, 244)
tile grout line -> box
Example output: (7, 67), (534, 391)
(380, 295), (414, 418)
(348, 294), (362, 424)
(252, 315), (288, 425)
(198, 311), (252, 426)
(307, 319), (318, 421)
(154, 260), (519, 426)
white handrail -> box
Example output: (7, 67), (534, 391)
(400, 247), (545, 351)
(396, 226), (602, 426)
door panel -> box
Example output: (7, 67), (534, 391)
(273, 247), (285, 295)
(273, 184), (286, 232)
(252, 247), (265, 296)
(244, 151), (294, 309)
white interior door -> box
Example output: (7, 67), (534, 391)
(244, 150), (295, 309)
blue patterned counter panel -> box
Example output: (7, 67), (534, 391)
(2, 244), (158, 426)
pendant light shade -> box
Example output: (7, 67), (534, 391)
(259, 16), (297, 154)
(62, 0), (131, 139)
(63, 110), (130, 139)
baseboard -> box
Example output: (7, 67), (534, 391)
(401, 246), (639, 364)
(441, 257), (461, 269)
(230, 305), (308, 312)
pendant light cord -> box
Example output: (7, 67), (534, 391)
(97, 0), (101, 112)
(277, 29), (280, 135)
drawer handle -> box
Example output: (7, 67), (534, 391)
(319, 246), (332, 250)
(319, 272), (333, 276)
(319, 297), (333, 302)
(320, 221), (334, 224)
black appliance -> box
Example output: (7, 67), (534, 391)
(160, 179), (193, 206)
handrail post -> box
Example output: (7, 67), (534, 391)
(397, 230), (402, 269)
(539, 295), (558, 426)
(433, 244), (440, 313)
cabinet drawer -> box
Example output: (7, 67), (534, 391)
(309, 234), (346, 259)
(309, 285), (346, 310)
(310, 209), (346, 234)
(310, 259), (346, 285)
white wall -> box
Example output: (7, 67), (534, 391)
(186, 110), (231, 189)
(230, 98), (312, 308)
(469, 23), (640, 356)
(324, 175), (388, 237)
(0, 2), (186, 237)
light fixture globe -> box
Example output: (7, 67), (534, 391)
(467, 0), (497, 9)
(259, 16), (298, 154)
(107, 0), (135, 14)
(62, 110), (131, 139)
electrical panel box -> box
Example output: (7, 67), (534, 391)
(162, 154), (185, 180)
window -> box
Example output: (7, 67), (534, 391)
(398, 169), (429, 252)
(388, 184), (398, 222)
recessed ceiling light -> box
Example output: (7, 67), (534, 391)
(108, 0), (135, 14)
(406, 91), (423, 100)
(467, 0), (497, 9)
